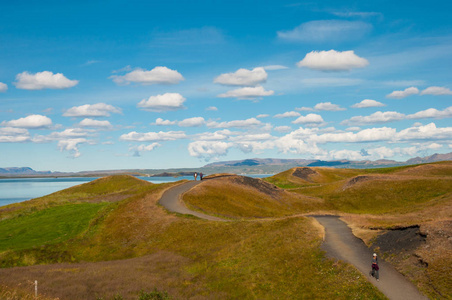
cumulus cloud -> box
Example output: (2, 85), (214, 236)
(110, 66), (184, 85)
(257, 114), (270, 118)
(396, 123), (452, 141)
(314, 102), (345, 111)
(153, 118), (177, 126)
(78, 118), (112, 129)
(420, 86), (452, 96)
(131, 143), (162, 156)
(0, 127), (30, 143)
(188, 141), (232, 161)
(207, 118), (262, 128)
(214, 67), (267, 86)
(277, 20), (372, 43)
(137, 93), (186, 112)
(1, 115), (52, 129)
(57, 138), (87, 158)
(195, 129), (235, 141)
(296, 107), (314, 111)
(292, 114), (325, 126)
(178, 117), (206, 127)
(206, 106), (218, 111)
(0, 82), (7, 92)
(14, 71), (78, 90)
(312, 127), (396, 143)
(274, 111), (300, 118)
(119, 131), (187, 142)
(273, 126), (292, 132)
(351, 99), (385, 108)
(386, 87), (419, 99)
(342, 111), (405, 125)
(407, 107), (452, 119)
(64, 103), (122, 117)
(343, 106), (452, 125)
(217, 86), (274, 99)
(296, 50), (369, 71)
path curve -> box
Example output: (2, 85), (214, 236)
(313, 216), (427, 300)
(159, 180), (225, 221)
(159, 181), (428, 300)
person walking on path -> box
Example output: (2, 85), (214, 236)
(371, 253), (380, 281)
(200, 172), (203, 180)
(194, 172), (198, 181)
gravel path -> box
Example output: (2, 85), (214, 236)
(313, 215), (428, 300)
(159, 181), (428, 300)
(159, 180), (225, 221)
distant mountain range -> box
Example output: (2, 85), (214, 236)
(1, 152), (451, 177)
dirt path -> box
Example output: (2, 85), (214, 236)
(313, 216), (427, 300)
(159, 180), (225, 221)
(159, 182), (428, 300)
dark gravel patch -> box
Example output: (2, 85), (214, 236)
(372, 226), (426, 255)
(292, 167), (318, 182)
(231, 176), (281, 198)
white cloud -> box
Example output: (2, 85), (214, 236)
(407, 106), (452, 119)
(217, 86), (274, 99)
(110, 66), (184, 85)
(263, 65), (289, 70)
(274, 126), (292, 132)
(314, 102), (345, 111)
(0, 127), (30, 143)
(135, 143), (161, 152)
(14, 71), (78, 90)
(327, 149), (363, 160)
(277, 20), (372, 43)
(206, 106), (218, 111)
(386, 87), (419, 99)
(292, 114), (325, 126)
(78, 118), (112, 129)
(296, 107), (314, 111)
(137, 93), (186, 112)
(188, 141), (232, 160)
(214, 67), (267, 86)
(342, 111), (405, 125)
(420, 86), (452, 96)
(351, 99), (385, 108)
(396, 123), (452, 141)
(178, 117), (206, 127)
(0, 82), (7, 92)
(195, 129), (235, 141)
(64, 103), (121, 117)
(296, 50), (369, 71)
(153, 118), (177, 126)
(1, 115), (52, 129)
(274, 111), (300, 118)
(119, 131), (187, 142)
(312, 127), (396, 143)
(257, 114), (270, 118)
(207, 118), (262, 129)
(346, 127), (361, 132)
(57, 138), (87, 158)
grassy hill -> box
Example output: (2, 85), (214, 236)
(0, 175), (384, 299)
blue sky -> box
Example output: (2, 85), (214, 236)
(0, 0), (451, 172)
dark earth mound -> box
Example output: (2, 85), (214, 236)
(231, 176), (280, 197)
(292, 167), (318, 182)
(372, 226), (426, 256)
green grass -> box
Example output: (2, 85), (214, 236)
(0, 203), (108, 251)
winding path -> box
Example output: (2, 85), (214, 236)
(159, 181), (428, 300)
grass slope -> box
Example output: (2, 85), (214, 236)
(0, 175), (384, 299)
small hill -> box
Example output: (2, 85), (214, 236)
(183, 175), (324, 218)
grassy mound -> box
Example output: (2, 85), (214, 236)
(183, 175), (324, 218)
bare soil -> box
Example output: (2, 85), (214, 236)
(292, 167), (318, 182)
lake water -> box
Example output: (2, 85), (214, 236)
(0, 174), (271, 207)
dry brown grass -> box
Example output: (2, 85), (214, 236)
(184, 175), (324, 218)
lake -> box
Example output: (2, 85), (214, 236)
(0, 174), (271, 207)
